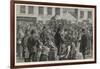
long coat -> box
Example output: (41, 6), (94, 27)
(80, 34), (87, 54)
(54, 31), (63, 55)
(27, 36), (39, 53)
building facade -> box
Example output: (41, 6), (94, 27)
(16, 4), (78, 24)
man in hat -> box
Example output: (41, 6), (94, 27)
(80, 29), (87, 59)
(27, 30), (40, 61)
(54, 27), (63, 56)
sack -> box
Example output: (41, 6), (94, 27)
(75, 52), (83, 59)
(24, 47), (29, 58)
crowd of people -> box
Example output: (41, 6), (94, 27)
(16, 17), (93, 62)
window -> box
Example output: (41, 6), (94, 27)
(88, 11), (92, 19)
(74, 9), (78, 18)
(80, 11), (84, 18)
(55, 8), (60, 15)
(47, 7), (52, 15)
(38, 7), (44, 15)
(20, 5), (26, 13)
(28, 6), (34, 14)
(63, 8), (67, 14)
(75, 9), (78, 15)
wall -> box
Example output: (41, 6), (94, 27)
(0, 0), (99, 69)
